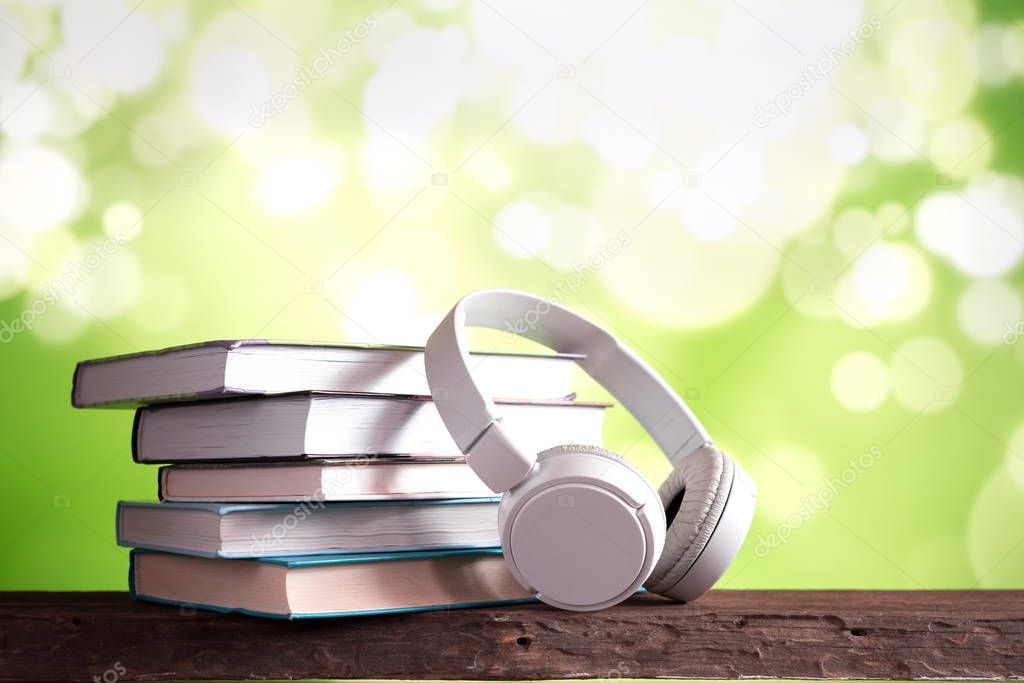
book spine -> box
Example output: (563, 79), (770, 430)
(131, 409), (144, 463)
(127, 549), (138, 598)
(157, 467), (167, 501)
(70, 362), (84, 408)
(114, 501), (125, 547)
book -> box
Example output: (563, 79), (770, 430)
(158, 458), (495, 502)
(116, 499), (501, 557)
(72, 339), (582, 408)
(132, 392), (608, 463)
(129, 548), (534, 618)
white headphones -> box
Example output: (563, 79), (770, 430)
(425, 290), (756, 611)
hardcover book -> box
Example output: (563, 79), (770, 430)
(129, 548), (535, 618)
(116, 498), (500, 557)
(132, 391), (608, 462)
(157, 458), (493, 502)
(73, 339), (582, 407)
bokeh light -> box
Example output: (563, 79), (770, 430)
(0, 145), (82, 233)
(837, 242), (931, 325)
(957, 279), (1022, 346)
(831, 351), (890, 412)
(915, 173), (1024, 278)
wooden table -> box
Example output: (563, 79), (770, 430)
(1, 591), (1022, 681)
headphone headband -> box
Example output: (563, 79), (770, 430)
(425, 289), (712, 492)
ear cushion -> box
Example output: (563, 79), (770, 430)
(644, 445), (734, 596)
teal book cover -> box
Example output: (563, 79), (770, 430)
(115, 498), (502, 558)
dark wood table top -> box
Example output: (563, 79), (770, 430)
(1, 590), (1022, 681)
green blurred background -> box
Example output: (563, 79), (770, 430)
(1, 0), (1023, 606)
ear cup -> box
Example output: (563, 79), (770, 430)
(498, 444), (665, 611)
(644, 445), (734, 596)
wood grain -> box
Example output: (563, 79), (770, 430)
(1, 591), (1022, 681)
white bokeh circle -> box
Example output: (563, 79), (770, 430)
(829, 123), (869, 166)
(914, 173), (1024, 279)
(0, 146), (82, 233)
(102, 202), (143, 239)
(834, 243), (932, 327)
(192, 47), (271, 134)
(256, 145), (346, 217)
(957, 279), (1022, 346)
(0, 83), (52, 140)
(493, 199), (552, 259)
(831, 351), (890, 412)
(342, 270), (436, 345)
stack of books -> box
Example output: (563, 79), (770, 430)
(73, 340), (607, 619)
